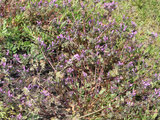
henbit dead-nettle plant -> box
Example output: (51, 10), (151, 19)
(0, 0), (159, 119)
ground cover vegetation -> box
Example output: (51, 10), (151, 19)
(0, 0), (160, 119)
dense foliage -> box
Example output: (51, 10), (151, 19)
(0, 0), (159, 119)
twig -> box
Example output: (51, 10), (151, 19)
(36, 37), (56, 72)
(78, 107), (106, 119)
(78, 76), (141, 119)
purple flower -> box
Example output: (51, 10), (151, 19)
(41, 90), (49, 96)
(60, 65), (63, 68)
(155, 88), (158, 94)
(97, 60), (100, 65)
(131, 21), (137, 27)
(59, 34), (63, 38)
(23, 54), (27, 58)
(54, 4), (58, 7)
(1, 57), (7, 67)
(152, 32), (158, 38)
(123, 25), (127, 31)
(17, 113), (22, 120)
(142, 80), (151, 88)
(68, 91), (74, 96)
(68, 0), (71, 3)
(82, 71), (87, 77)
(8, 90), (13, 97)
(127, 101), (134, 106)
(111, 30), (114, 34)
(40, 41), (46, 47)
(0, 13), (3, 17)
(13, 54), (21, 62)
(130, 30), (137, 36)
(104, 1), (117, 11)
(67, 59), (72, 64)
(100, 46), (105, 51)
(57, 36), (60, 39)
(131, 90), (136, 96)
(154, 88), (160, 97)
(38, 37), (42, 42)
(127, 61), (133, 67)
(52, 41), (55, 46)
(26, 101), (32, 107)
(38, 0), (42, 6)
(49, 0), (56, 5)
(89, 19), (92, 26)
(80, 2), (84, 8)
(130, 84), (133, 87)
(103, 36), (108, 42)
(0, 88), (3, 92)
(127, 46), (132, 52)
(118, 61), (123, 66)
(154, 73), (158, 77)
(47, 45), (51, 50)
(23, 65), (26, 71)
(37, 21), (42, 25)
(6, 50), (9, 55)
(98, 77), (102, 82)
(67, 68), (74, 73)
(73, 54), (80, 61)
(95, 45), (100, 49)
(20, 6), (25, 11)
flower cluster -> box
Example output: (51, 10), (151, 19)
(0, 0), (159, 119)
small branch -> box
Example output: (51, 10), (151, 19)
(78, 76), (141, 119)
(78, 107), (106, 119)
(37, 38), (56, 72)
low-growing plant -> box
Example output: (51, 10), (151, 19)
(0, 0), (160, 119)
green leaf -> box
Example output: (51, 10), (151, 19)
(60, 21), (67, 29)
(110, 66), (119, 77)
(99, 88), (106, 95)
(152, 109), (158, 119)
(56, 71), (64, 80)
(23, 87), (30, 95)
(60, 11), (69, 23)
